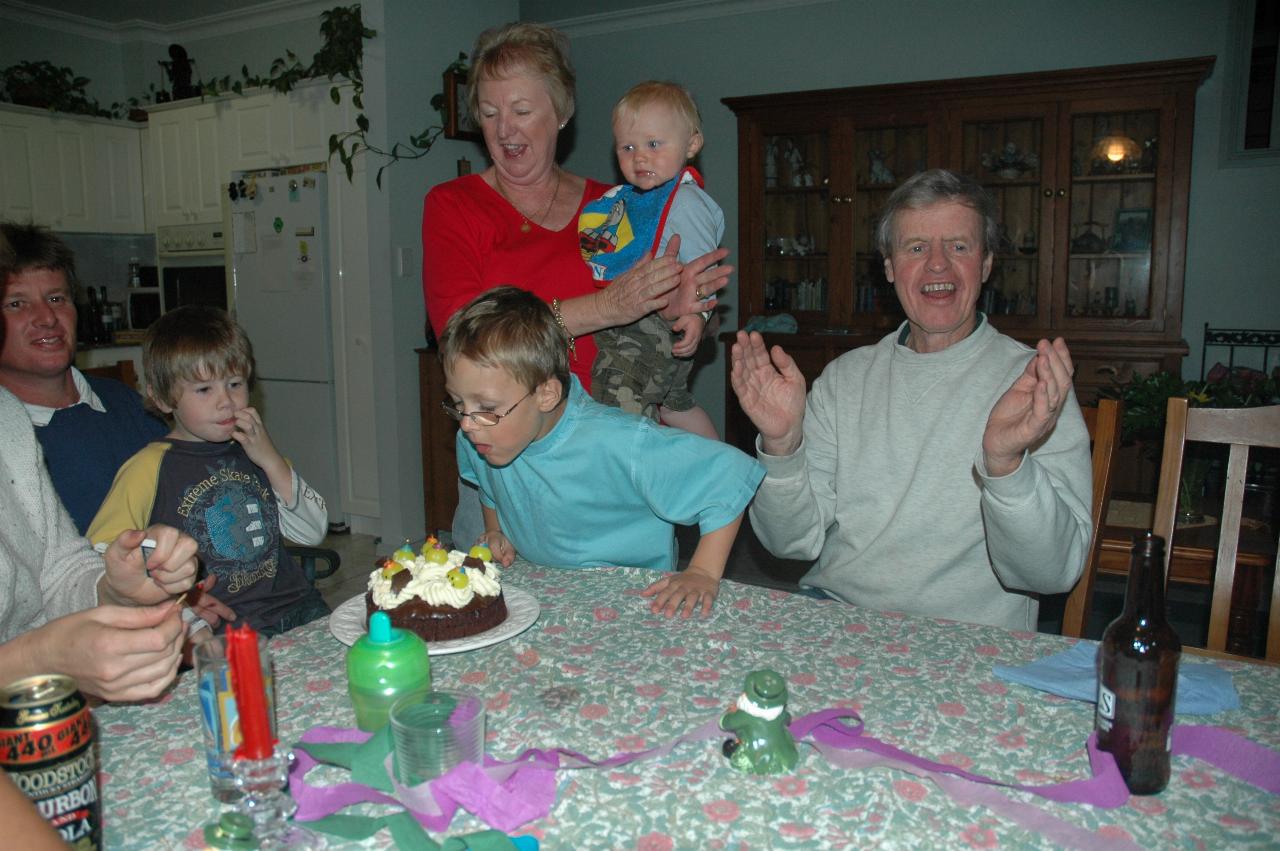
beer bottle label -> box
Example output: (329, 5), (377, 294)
(1096, 682), (1116, 732)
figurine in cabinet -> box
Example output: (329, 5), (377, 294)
(868, 149), (895, 184)
(765, 138), (779, 187)
(785, 140), (807, 187)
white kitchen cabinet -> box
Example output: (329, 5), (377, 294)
(0, 109), (40, 224)
(41, 116), (95, 231)
(93, 124), (147, 233)
(222, 82), (349, 171)
(0, 105), (146, 233)
(147, 101), (225, 226)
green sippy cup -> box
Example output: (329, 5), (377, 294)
(346, 611), (431, 731)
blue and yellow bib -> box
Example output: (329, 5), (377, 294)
(578, 167), (703, 281)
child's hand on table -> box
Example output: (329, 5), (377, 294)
(642, 567), (720, 618)
(479, 530), (516, 567)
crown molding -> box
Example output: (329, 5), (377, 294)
(546, 0), (834, 38)
(0, 0), (334, 44)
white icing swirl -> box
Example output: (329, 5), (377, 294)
(368, 550), (502, 610)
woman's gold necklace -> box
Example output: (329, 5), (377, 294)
(496, 168), (561, 233)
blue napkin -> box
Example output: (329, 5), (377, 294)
(992, 641), (1241, 715)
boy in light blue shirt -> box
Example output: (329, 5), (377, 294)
(440, 286), (764, 618)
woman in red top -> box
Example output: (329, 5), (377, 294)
(422, 22), (731, 548)
(421, 21), (730, 392)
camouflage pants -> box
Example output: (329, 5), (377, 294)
(591, 313), (695, 420)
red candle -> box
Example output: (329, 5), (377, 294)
(226, 623), (276, 760)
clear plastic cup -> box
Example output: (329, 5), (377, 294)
(194, 635), (276, 802)
(388, 690), (484, 785)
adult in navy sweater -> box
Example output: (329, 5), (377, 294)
(0, 223), (166, 532)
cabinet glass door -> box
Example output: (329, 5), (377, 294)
(1063, 109), (1160, 324)
(850, 125), (929, 326)
(762, 132), (830, 319)
(956, 114), (1051, 325)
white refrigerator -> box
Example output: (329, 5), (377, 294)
(228, 165), (343, 523)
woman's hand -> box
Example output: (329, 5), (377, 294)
(101, 525), (199, 606)
(659, 237), (732, 322)
(592, 248), (682, 329)
(730, 331), (807, 456)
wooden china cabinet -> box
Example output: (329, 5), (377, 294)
(720, 57), (1213, 452)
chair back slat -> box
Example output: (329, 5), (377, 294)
(1062, 398), (1122, 638)
(1206, 445), (1248, 651)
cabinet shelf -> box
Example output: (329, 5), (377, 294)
(1073, 172), (1156, 183)
(764, 186), (827, 196)
(765, 253), (829, 261)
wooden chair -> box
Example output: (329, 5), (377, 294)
(80, 359), (138, 390)
(1061, 398), (1124, 638)
(1153, 397), (1280, 660)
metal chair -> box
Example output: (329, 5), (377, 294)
(1153, 397), (1280, 660)
(1062, 398), (1124, 638)
(1200, 324), (1279, 380)
(288, 545), (341, 583)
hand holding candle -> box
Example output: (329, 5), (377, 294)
(226, 624), (276, 760)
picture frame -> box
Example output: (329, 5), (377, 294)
(442, 68), (481, 142)
(1112, 208), (1153, 252)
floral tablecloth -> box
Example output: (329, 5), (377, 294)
(95, 566), (1280, 849)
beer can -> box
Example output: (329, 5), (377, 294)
(0, 675), (100, 849)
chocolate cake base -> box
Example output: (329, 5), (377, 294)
(366, 591), (507, 642)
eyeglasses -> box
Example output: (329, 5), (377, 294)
(441, 390), (533, 427)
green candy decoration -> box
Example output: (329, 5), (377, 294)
(720, 669), (799, 775)
(393, 538), (416, 562)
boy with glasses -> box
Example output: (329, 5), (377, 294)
(440, 286), (763, 619)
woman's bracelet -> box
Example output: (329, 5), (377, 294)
(550, 298), (576, 359)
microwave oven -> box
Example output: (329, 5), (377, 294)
(127, 289), (163, 330)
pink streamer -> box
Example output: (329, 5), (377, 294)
(289, 711), (1280, 841)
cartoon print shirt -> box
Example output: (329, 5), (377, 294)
(578, 166), (705, 281)
(87, 439), (327, 631)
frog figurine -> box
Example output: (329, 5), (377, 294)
(720, 669), (799, 775)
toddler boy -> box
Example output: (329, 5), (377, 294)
(440, 286), (764, 619)
(579, 81), (722, 438)
(88, 306), (330, 636)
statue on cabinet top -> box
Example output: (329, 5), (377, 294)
(161, 43), (200, 101)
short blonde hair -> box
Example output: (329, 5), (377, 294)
(468, 22), (576, 125)
(613, 80), (702, 138)
(144, 306), (255, 412)
(439, 286), (570, 394)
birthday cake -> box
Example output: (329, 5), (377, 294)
(365, 539), (507, 642)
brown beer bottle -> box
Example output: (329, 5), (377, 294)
(1096, 531), (1182, 794)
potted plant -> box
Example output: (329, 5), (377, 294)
(1, 60), (108, 117)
